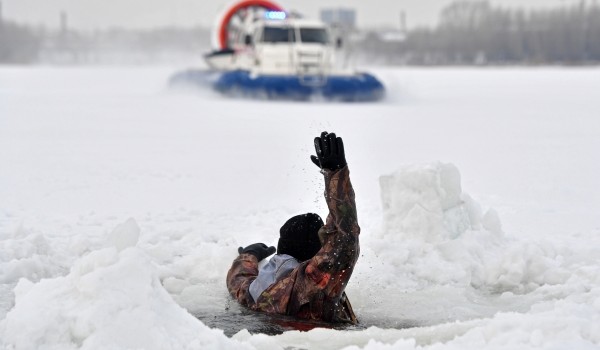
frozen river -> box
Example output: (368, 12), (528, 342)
(1, 66), (599, 349)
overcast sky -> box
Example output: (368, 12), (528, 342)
(1, 0), (582, 30)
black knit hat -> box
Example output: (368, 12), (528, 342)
(277, 213), (324, 261)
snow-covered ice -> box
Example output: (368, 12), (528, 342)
(1, 66), (599, 349)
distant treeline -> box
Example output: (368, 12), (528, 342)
(0, 21), (41, 63)
(356, 1), (600, 65)
(1, 1), (600, 65)
(39, 27), (211, 64)
(0, 21), (210, 64)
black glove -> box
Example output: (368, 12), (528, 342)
(310, 131), (347, 170)
(238, 243), (276, 261)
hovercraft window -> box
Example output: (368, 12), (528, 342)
(299, 28), (330, 44)
(261, 27), (296, 43)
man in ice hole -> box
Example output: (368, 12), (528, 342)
(226, 131), (360, 324)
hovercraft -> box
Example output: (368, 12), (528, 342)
(170, 0), (385, 102)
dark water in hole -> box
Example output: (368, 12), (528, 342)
(195, 304), (420, 337)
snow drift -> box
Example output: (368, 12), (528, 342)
(373, 162), (569, 294)
(0, 222), (248, 350)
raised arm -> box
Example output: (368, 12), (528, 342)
(305, 164), (360, 296)
(289, 132), (360, 321)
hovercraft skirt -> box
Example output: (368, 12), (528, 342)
(214, 70), (384, 101)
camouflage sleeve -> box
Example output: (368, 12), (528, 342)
(226, 253), (259, 306)
(289, 165), (360, 317)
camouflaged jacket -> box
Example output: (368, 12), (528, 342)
(226, 166), (360, 324)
